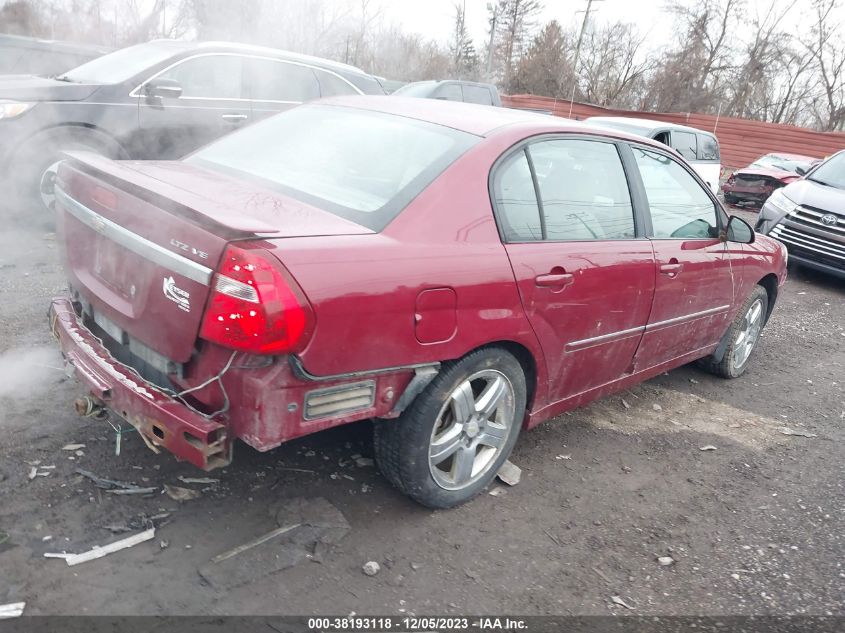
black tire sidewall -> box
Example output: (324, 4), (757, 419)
(387, 348), (526, 508)
(12, 128), (121, 207)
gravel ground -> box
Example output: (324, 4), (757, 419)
(0, 208), (842, 616)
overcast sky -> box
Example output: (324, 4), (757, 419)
(378, 0), (840, 48)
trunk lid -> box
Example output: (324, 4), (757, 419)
(57, 152), (372, 363)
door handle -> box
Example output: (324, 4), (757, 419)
(535, 272), (574, 288)
(222, 113), (248, 122)
(659, 259), (683, 276)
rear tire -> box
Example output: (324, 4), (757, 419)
(11, 127), (124, 224)
(374, 347), (526, 508)
(724, 193), (738, 206)
(698, 285), (769, 378)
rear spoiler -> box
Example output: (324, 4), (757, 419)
(58, 151), (278, 237)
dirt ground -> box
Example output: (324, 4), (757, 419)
(0, 208), (842, 617)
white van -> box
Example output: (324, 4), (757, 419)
(586, 116), (721, 194)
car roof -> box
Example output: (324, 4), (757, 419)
(587, 116), (715, 137)
(142, 39), (372, 77)
(318, 96), (672, 145)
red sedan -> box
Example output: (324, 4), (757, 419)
(722, 153), (818, 207)
(50, 97), (787, 508)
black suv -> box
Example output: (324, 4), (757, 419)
(0, 39), (384, 206)
(757, 149), (845, 279)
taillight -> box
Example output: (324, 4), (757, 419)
(199, 244), (313, 354)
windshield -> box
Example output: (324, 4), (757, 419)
(752, 154), (813, 175)
(61, 42), (183, 84)
(188, 105), (478, 230)
(806, 151), (845, 190)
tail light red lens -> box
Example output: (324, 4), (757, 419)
(200, 244), (313, 354)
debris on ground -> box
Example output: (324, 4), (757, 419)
(699, 445), (718, 451)
(362, 561), (380, 576)
(354, 457), (374, 468)
(497, 460), (522, 486)
(211, 524), (301, 564)
(164, 484), (201, 501)
(555, 454), (571, 460)
(44, 527), (155, 566)
(0, 602), (25, 619)
(27, 467), (37, 481)
(780, 428), (817, 438)
(488, 487), (507, 497)
(657, 556), (675, 566)
(109, 487), (158, 496)
(61, 444), (86, 451)
(76, 468), (152, 493)
(621, 398), (631, 409)
(103, 512), (171, 534)
(177, 476), (219, 485)
(652, 404), (663, 411)
(198, 497), (350, 589)
(610, 595), (635, 609)
(159, 540), (169, 550)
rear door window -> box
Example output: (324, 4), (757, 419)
(315, 69), (359, 97)
(529, 139), (636, 240)
(492, 150), (542, 241)
(670, 130), (698, 161)
(246, 58), (320, 102)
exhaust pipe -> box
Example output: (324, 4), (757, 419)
(73, 396), (108, 420)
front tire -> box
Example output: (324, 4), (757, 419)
(374, 347), (526, 508)
(11, 127), (124, 220)
(699, 285), (769, 378)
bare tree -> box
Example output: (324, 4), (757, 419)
(494, 0), (542, 91)
(805, 0), (845, 130)
(644, 0), (742, 113)
(449, 1), (479, 79)
(578, 22), (652, 108)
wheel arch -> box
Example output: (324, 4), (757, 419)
(757, 273), (779, 323)
(17, 122), (128, 159)
(473, 340), (540, 418)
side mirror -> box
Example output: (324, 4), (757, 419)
(725, 215), (755, 244)
(144, 78), (182, 102)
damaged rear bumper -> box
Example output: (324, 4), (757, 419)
(49, 297), (231, 470)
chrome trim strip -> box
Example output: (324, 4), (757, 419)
(129, 52), (364, 99)
(565, 325), (645, 352)
(56, 187), (213, 285)
(772, 228), (845, 261)
(645, 305), (730, 332)
(289, 356), (440, 382)
(774, 223), (845, 249)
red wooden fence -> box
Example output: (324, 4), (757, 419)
(502, 94), (845, 170)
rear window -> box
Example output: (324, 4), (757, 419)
(187, 105), (478, 230)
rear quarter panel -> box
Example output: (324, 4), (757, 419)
(273, 134), (551, 409)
